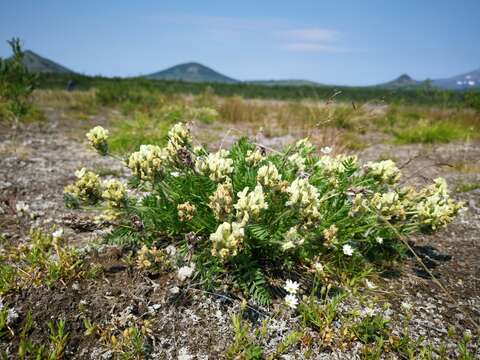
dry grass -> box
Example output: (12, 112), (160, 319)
(32, 90), (98, 114)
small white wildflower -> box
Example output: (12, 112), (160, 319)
(313, 262), (324, 273)
(284, 294), (299, 309)
(15, 201), (30, 214)
(342, 244), (354, 256)
(165, 245), (177, 257)
(52, 228), (64, 240)
(170, 171), (181, 177)
(284, 279), (300, 294)
(376, 237), (384, 244)
(401, 302), (413, 311)
(320, 146), (332, 155)
(281, 241), (295, 251)
(364, 307), (375, 317)
(177, 264), (195, 282)
(365, 279), (377, 289)
(7, 308), (19, 324)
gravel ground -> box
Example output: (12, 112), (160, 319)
(0, 110), (479, 358)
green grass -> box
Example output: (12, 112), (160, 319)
(393, 121), (476, 144)
(456, 181), (480, 193)
(108, 111), (173, 154)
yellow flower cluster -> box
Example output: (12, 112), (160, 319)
(166, 122), (192, 157)
(286, 178), (321, 223)
(370, 191), (406, 220)
(365, 160), (401, 184)
(246, 149), (264, 166)
(295, 138), (315, 154)
(414, 178), (463, 229)
(209, 181), (234, 221)
(287, 153), (306, 171)
(210, 221), (245, 259)
(64, 168), (101, 202)
(127, 145), (168, 180)
(136, 245), (166, 270)
(195, 149), (234, 182)
(281, 227), (304, 251)
(234, 184), (268, 224)
(177, 201), (197, 222)
(102, 179), (126, 207)
(257, 162), (281, 187)
(322, 224), (338, 245)
(316, 154), (358, 175)
(86, 126), (109, 155)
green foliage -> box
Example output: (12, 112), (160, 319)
(353, 314), (390, 344)
(0, 38), (38, 120)
(226, 305), (264, 360)
(69, 121), (462, 305)
(393, 120), (476, 144)
(36, 72), (480, 109)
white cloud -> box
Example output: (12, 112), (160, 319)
(282, 28), (338, 42)
(282, 43), (348, 53)
(280, 27), (348, 53)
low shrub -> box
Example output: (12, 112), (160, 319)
(65, 122), (462, 305)
(0, 38), (38, 121)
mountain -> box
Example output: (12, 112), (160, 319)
(247, 79), (323, 87)
(145, 62), (238, 83)
(376, 74), (420, 89)
(432, 68), (480, 90)
(20, 50), (74, 74)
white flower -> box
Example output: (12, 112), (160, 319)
(313, 262), (324, 272)
(170, 171), (181, 177)
(365, 279), (377, 289)
(342, 244), (354, 256)
(281, 241), (295, 251)
(376, 237), (383, 244)
(284, 294), (299, 309)
(15, 201), (30, 214)
(6, 308), (19, 324)
(52, 228), (64, 240)
(320, 146), (332, 155)
(165, 245), (177, 257)
(177, 264), (195, 281)
(284, 279), (300, 294)
(401, 302), (412, 311)
(364, 307), (375, 317)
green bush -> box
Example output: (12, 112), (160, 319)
(0, 38), (38, 120)
(66, 122), (462, 305)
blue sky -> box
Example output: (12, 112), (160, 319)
(0, 0), (479, 85)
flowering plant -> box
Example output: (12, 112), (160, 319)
(66, 123), (463, 304)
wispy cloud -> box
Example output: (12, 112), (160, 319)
(282, 43), (348, 53)
(280, 27), (348, 53)
(282, 28), (338, 42)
